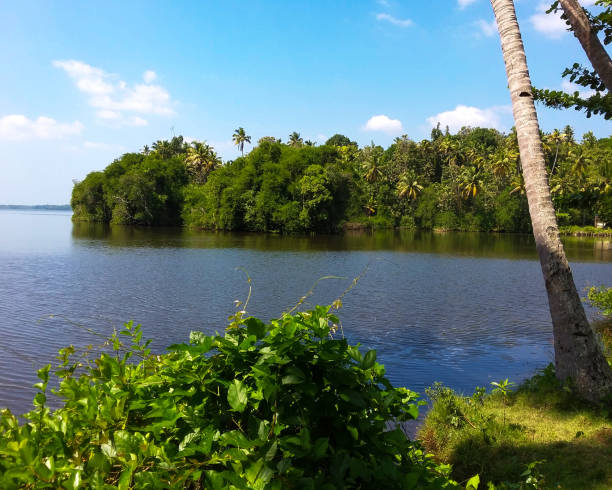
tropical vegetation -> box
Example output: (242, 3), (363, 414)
(71, 128), (612, 233)
(0, 305), (457, 489)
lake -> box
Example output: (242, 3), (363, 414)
(1, 209), (611, 414)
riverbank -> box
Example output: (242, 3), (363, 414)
(560, 225), (612, 237)
(420, 317), (612, 489)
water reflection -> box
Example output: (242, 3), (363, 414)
(71, 222), (612, 262)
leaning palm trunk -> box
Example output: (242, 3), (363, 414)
(491, 0), (612, 400)
(558, 0), (612, 91)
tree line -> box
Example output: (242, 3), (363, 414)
(71, 126), (611, 232)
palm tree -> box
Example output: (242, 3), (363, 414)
(152, 140), (172, 159)
(397, 171), (423, 201)
(288, 132), (304, 147)
(232, 127), (251, 157)
(490, 147), (518, 180)
(550, 129), (567, 175)
(459, 166), (483, 199)
(185, 141), (221, 184)
(491, 0), (612, 400)
(141, 145), (150, 156)
(568, 147), (593, 184)
(361, 145), (384, 183)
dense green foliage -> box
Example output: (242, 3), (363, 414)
(0, 306), (456, 489)
(71, 127), (612, 232)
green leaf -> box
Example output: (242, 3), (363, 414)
(282, 366), (305, 385)
(361, 349), (376, 369)
(466, 474), (480, 489)
(245, 317), (267, 339)
(227, 379), (248, 412)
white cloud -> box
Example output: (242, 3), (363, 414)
(476, 19), (497, 37)
(561, 80), (597, 98)
(0, 115), (83, 141)
(458, 0), (478, 9)
(53, 60), (174, 127)
(530, 1), (596, 38)
(529, 2), (566, 38)
(376, 0), (390, 7)
(375, 13), (413, 28)
(426, 105), (511, 133)
(363, 114), (403, 134)
(143, 70), (157, 83)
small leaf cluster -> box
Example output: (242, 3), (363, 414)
(0, 308), (455, 489)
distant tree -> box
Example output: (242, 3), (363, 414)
(232, 127), (251, 156)
(258, 136), (281, 145)
(185, 141), (221, 184)
(325, 134), (357, 147)
(288, 132), (304, 147)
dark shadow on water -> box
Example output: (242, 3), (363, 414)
(71, 224), (612, 262)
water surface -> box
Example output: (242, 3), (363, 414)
(1, 209), (611, 414)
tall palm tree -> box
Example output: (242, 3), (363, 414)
(232, 127), (251, 157)
(491, 0), (612, 400)
(547, 129), (566, 175)
(288, 132), (304, 147)
(141, 145), (150, 156)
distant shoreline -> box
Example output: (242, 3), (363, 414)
(0, 204), (71, 211)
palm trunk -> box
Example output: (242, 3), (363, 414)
(491, 0), (612, 400)
(558, 0), (612, 91)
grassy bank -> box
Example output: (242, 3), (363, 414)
(560, 225), (612, 237)
(419, 368), (612, 489)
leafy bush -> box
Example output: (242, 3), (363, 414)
(0, 307), (455, 489)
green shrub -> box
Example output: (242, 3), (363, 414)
(0, 307), (455, 489)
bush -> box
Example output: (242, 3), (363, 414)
(0, 307), (455, 489)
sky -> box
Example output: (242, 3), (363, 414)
(0, 0), (609, 204)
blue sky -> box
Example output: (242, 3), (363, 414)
(0, 0), (609, 204)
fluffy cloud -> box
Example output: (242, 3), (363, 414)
(143, 70), (157, 83)
(375, 13), (413, 28)
(0, 115), (83, 141)
(530, 0), (597, 38)
(363, 114), (403, 133)
(458, 0), (478, 9)
(476, 19), (497, 37)
(53, 60), (174, 126)
(426, 105), (510, 133)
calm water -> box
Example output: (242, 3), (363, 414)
(1, 209), (611, 414)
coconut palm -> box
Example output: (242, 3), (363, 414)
(141, 145), (151, 156)
(491, 0), (612, 399)
(547, 129), (566, 175)
(361, 145), (384, 184)
(288, 132), (304, 147)
(232, 127), (251, 157)
(185, 141), (221, 184)
(491, 147), (518, 180)
(152, 140), (172, 159)
(569, 146), (593, 181)
(459, 166), (483, 199)
(397, 171), (423, 201)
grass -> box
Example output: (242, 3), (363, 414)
(559, 225), (612, 237)
(419, 365), (612, 489)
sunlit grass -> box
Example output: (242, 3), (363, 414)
(419, 365), (612, 489)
